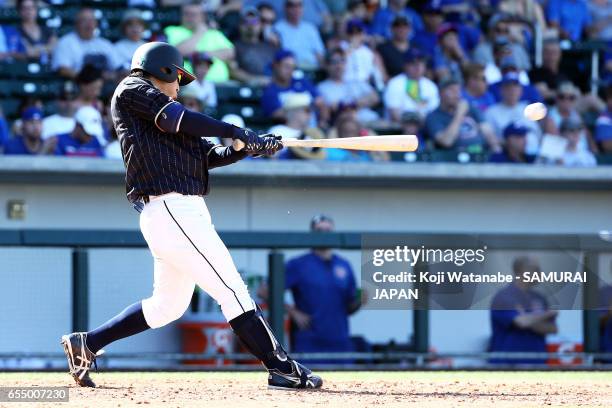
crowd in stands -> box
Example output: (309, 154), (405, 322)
(0, 0), (610, 166)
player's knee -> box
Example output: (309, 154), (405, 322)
(143, 295), (191, 328)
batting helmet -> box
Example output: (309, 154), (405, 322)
(131, 42), (196, 86)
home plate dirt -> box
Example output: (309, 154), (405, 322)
(1, 371), (611, 407)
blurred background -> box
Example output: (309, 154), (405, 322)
(0, 0), (611, 371)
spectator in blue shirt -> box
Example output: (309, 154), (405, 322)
(370, 0), (423, 40)
(489, 122), (536, 163)
(54, 106), (104, 157)
(462, 62), (496, 114)
(285, 215), (361, 359)
(261, 49), (327, 124)
(546, 0), (592, 42)
(595, 84), (612, 153)
(490, 256), (558, 365)
(433, 23), (469, 82)
(412, 1), (445, 59)
(4, 107), (52, 155)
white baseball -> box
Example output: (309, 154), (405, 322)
(523, 102), (548, 121)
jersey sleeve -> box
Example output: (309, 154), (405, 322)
(201, 138), (248, 169)
(119, 81), (184, 133)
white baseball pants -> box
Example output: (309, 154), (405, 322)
(139, 193), (255, 328)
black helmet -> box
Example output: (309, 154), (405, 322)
(131, 42), (196, 86)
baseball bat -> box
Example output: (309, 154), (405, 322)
(233, 135), (418, 152)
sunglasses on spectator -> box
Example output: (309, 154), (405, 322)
(260, 17), (274, 24)
(495, 26), (509, 34)
(330, 58), (346, 65)
(287, 2), (302, 7)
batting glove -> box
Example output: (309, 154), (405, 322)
(253, 134), (283, 156)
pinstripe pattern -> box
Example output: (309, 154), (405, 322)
(110, 76), (246, 203)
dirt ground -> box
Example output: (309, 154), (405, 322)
(1, 371), (611, 408)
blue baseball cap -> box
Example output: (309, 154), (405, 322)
(503, 122), (528, 138)
(22, 106), (43, 121)
(274, 49), (295, 63)
(423, 0), (443, 13)
(346, 18), (366, 33)
(500, 72), (521, 86)
(404, 48), (426, 63)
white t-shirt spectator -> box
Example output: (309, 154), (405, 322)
(273, 20), (325, 69)
(114, 39), (145, 70)
(317, 79), (379, 123)
(484, 102), (541, 154)
(344, 44), (377, 84)
(52, 32), (120, 73)
(383, 73), (439, 118)
(42, 114), (75, 140)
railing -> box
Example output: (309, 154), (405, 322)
(1, 229), (610, 369)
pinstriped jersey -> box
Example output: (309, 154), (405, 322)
(110, 75), (246, 203)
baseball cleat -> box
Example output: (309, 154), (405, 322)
(60, 332), (103, 388)
(268, 360), (323, 390)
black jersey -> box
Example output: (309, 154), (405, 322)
(110, 75), (246, 203)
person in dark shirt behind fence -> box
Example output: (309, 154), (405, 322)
(490, 255), (558, 365)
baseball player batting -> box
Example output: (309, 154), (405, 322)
(60, 42), (322, 391)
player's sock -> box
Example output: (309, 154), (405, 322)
(85, 301), (150, 354)
(229, 308), (293, 374)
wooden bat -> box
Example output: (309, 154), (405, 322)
(233, 135), (418, 152)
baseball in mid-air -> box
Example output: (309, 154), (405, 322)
(523, 102), (548, 121)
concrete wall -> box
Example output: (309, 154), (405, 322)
(0, 158), (610, 366)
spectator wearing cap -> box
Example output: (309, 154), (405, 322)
(370, 0), (423, 41)
(433, 23), (468, 82)
(548, 81), (593, 151)
(74, 64), (104, 113)
(343, 19), (385, 86)
(114, 9), (147, 71)
(268, 92), (326, 160)
(384, 48), (439, 123)
(261, 50), (326, 123)
(231, 8), (277, 86)
(425, 78), (500, 153)
(4, 107), (54, 155)
(484, 73), (542, 154)
(595, 85), (612, 153)
(483, 40), (532, 87)
(17, 0), (56, 62)
(412, 1), (445, 60)
(546, 0), (592, 42)
(283, 215), (361, 359)
(52, 8), (119, 79)
(273, 0), (326, 69)
(557, 117), (597, 167)
(473, 14), (531, 79)
(528, 39), (570, 102)
(164, 1), (235, 83)
(462, 63), (495, 114)
(54, 106), (104, 157)
(489, 55), (542, 104)
(489, 123), (536, 163)
(317, 47), (379, 124)
(377, 15), (412, 78)
(190, 52), (217, 108)
(42, 82), (78, 140)
(490, 255), (558, 365)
